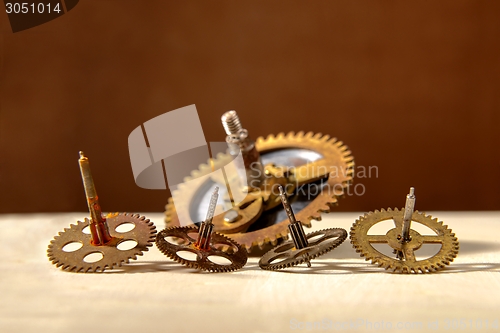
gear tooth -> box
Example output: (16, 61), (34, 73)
(302, 219), (312, 227)
(321, 134), (330, 142)
(286, 131), (295, 138)
(310, 213), (322, 221)
(304, 131), (314, 138)
(198, 164), (209, 173)
(387, 208), (393, 212)
(313, 132), (322, 140)
(380, 208), (386, 212)
(343, 152), (353, 161)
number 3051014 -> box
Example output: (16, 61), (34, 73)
(5, 2), (62, 14)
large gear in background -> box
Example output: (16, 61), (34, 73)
(47, 213), (157, 273)
(165, 131), (354, 253)
(350, 208), (459, 273)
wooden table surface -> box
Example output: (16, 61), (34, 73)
(1, 212), (499, 333)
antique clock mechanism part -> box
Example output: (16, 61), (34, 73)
(259, 185), (348, 270)
(350, 187), (460, 273)
(47, 152), (157, 273)
(156, 187), (248, 273)
(165, 110), (354, 253)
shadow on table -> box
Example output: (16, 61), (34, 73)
(257, 261), (500, 275)
(104, 261), (185, 274)
(458, 240), (500, 254)
(102, 238), (500, 274)
(105, 260), (256, 275)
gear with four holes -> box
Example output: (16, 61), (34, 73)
(156, 226), (247, 272)
(48, 213), (157, 273)
(350, 188), (459, 273)
(157, 187), (248, 272)
(259, 185), (348, 270)
(165, 126), (354, 253)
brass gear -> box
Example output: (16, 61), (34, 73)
(156, 226), (248, 272)
(47, 213), (157, 273)
(259, 228), (348, 270)
(350, 208), (459, 273)
(165, 131), (354, 253)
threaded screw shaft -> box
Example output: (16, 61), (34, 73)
(221, 110), (243, 135)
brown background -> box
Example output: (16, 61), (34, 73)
(0, 1), (499, 214)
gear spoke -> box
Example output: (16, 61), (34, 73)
(366, 235), (389, 243)
(402, 246), (416, 262)
(420, 235), (445, 243)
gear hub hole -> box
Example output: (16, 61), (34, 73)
(81, 226), (91, 234)
(187, 232), (199, 242)
(415, 244), (442, 261)
(62, 241), (83, 252)
(207, 255), (232, 265)
(115, 222), (135, 233)
(307, 233), (327, 243)
(176, 250), (198, 261)
(269, 253), (289, 264)
(371, 243), (399, 258)
(164, 236), (188, 245)
(117, 239), (138, 251)
(409, 223), (437, 236)
(367, 219), (396, 235)
(83, 252), (103, 263)
(212, 243), (239, 253)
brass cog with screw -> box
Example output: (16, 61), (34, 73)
(350, 206), (459, 273)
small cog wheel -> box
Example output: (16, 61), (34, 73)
(350, 208), (459, 273)
(259, 185), (347, 270)
(156, 226), (247, 273)
(47, 213), (157, 273)
(158, 187), (248, 272)
(259, 228), (347, 270)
